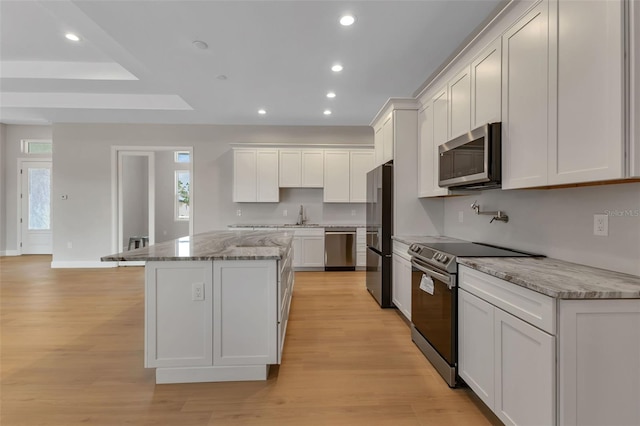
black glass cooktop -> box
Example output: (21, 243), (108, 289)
(423, 242), (540, 257)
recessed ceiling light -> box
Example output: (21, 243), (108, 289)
(324, 109), (332, 116)
(65, 33), (80, 42)
(258, 109), (266, 115)
(331, 64), (343, 72)
(326, 92), (336, 98)
(216, 75), (228, 80)
(340, 15), (355, 26)
(192, 40), (209, 50)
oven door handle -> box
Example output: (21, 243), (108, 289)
(411, 258), (452, 288)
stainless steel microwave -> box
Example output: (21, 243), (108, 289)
(438, 122), (501, 189)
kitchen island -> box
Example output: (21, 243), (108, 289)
(102, 230), (294, 384)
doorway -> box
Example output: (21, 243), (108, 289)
(111, 146), (193, 266)
(18, 159), (52, 254)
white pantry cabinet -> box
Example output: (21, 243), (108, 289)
(448, 65), (472, 139)
(471, 37), (502, 128)
(392, 240), (411, 321)
(549, 0), (624, 184)
(501, 1), (550, 189)
(279, 149), (324, 188)
(324, 150), (374, 203)
(233, 148), (279, 202)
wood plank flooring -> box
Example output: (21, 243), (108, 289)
(1, 255), (498, 425)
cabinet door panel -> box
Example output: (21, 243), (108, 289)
(350, 150), (374, 203)
(550, 0), (623, 184)
(279, 149), (301, 187)
(301, 150), (324, 187)
(432, 87), (450, 195)
(502, 3), (549, 189)
(323, 151), (350, 202)
(213, 260), (278, 366)
(458, 289), (495, 409)
(418, 104), (433, 197)
(472, 38), (502, 127)
(233, 150), (257, 202)
(449, 66), (472, 139)
(382, 114), (394, 163)
(301, 237), (325, 267)
(145, 262), (213, 368)
(257, 150), (279, 202)
(494, 308), (555, 426)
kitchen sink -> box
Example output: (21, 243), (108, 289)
(282, 223), (319, 227)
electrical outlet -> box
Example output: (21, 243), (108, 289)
(192, 283), (204, 301)
(236, 209), (242, 217)
(593, 214), (608, 236)
(458, 211), (463, 223)
(351, 209), (356, 216)
(283, 209), (288, 217)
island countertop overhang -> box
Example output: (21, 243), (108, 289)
(101, 230), (293, 262)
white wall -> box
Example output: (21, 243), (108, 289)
(155, 150), (189, 243)
(1, 125), (53, 254)
(443, 183), (640, 276)
(51, 123), (371, 264)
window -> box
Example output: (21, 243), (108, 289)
(175, 170), (190, 220)
(21, 139), (52, 154)
(175, 151), (191, 163)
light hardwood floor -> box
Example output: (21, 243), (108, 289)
(1, 255), (498, 425)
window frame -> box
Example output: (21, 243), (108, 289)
(174, 151), (191, 163)
(21, 139), (53, 155)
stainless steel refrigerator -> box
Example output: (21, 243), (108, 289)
(365, 161), (393, 308)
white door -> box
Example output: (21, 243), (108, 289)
(20, 160), (52, 254)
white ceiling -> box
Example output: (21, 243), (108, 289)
(0, 0), (504, 126)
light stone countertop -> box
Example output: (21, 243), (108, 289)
(392, 235), (467, 245)
(101, 230), (293, 262)
(457, 257), (640, 299)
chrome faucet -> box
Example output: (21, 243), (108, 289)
(296, 205), (305, 225)
(471, 200), (509, 223)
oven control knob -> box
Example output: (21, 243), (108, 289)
(441, 255), (449, 263)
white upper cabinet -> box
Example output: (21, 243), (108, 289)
(233, 148), (279, 202)
(323, 150), (351, 202)
(349, 150), (374, 203)
(301, 150), (324, 187)
(549, 0), (624, 184)
(381, 113), (394, 164)
(471, 38), (502, 128)
(432, 86), (449, 147)
(374, 125), (384, 166)
(324, 149), (374, 203)
(418, 102), (448, 198)
(279, 149), (324, 188)
(501, 1), (550, 189)
(633, 0), (640, 177)
(448, 65), (472, 139)
(279, 149), (302, 187)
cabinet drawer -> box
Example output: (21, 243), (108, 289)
(458, 265), (556, 335)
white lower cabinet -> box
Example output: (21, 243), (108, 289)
(392, 241), (412, 321)
(458, 265), (555, 426)
(279, 228), (324, 269)
(459, 264), (640, 426)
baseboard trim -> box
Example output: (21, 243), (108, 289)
(155, 365), (270, 384)
(51, 261), (118, 269)
(0, 250), (20, 256)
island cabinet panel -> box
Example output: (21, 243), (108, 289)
(213, 260), (278, 366)
(145, 262), (213, 368)
(558, 299), (640, 426)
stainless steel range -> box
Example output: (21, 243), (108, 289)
(408, 241), (541, 387)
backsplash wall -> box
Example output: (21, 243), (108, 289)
(231, 188), (365, 226)
(442, 182), (640, 276)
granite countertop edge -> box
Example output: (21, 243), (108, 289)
(457, 257), (640, 300)
(229, 224), (364, 229)
(101, 230), (292, 262)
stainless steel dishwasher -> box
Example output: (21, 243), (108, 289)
(324, 227), (356, 271)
